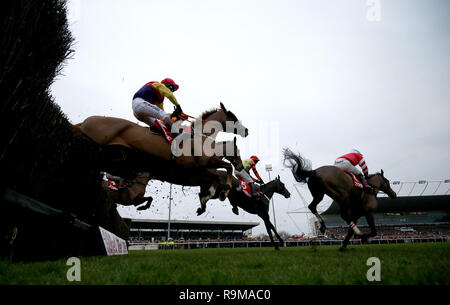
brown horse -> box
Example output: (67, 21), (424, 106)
(101, 171), (154, 210)
(98, 137), (243, 215)
(283, 148), (397, 250)
(195, 137), (243, 214)
(73, 103), (247, 202)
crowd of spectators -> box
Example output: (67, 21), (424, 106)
(128, 236), (268, 244)
(312, 225), (450, 240)
(128, 225), (450, 244)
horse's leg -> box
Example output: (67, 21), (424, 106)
(340, 207), (363, 236)
(361, 211), (377, 243)
(197, 181), (219, 216)
(191, 167), (221, 215)
(135, 196), (153, 211)
(339, 226), (354, 251)
(308, 193), (326, 234)
(269, 220), (284, 249)
(202, 156), (233, 201)
(262, 215), (279, 250)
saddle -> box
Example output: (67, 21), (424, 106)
(150, 120), (194, 144)
(344, 170), (364, 189)
(107, 179), (129, 191)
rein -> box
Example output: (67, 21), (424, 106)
(178, 112), (208, 123)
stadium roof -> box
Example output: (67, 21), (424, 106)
(125, 218), (260, 231)
(322, 195), (450, 215)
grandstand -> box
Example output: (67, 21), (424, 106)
(126, 218), (259, 242)
(288, 179), (450, 239)
(320, 195), (450, 239)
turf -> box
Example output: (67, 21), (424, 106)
(0, 242), (448, 285)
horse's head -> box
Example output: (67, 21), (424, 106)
(199, 103), (248, 137)
(369, 169), (397, 199)
(223, 137), (244, 172)
(273, 175), (291, 199)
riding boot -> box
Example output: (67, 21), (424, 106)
(165, 120), (179, 137)
(250, 182), (261, 200)
(165, 119), (173, 131)
(150, 120), (174, 143)
(358, 174), (373, 193)
(150, 121), (160, 134)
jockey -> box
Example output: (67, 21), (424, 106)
(334, 149), (372, 192)
(233, 155), (264, 214)
(243, 156), (264, 185)
(132, 78), (183, 142)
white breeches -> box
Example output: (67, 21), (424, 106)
(132, 97), (170, 126)
(235, 169), (254, 184)
(334, 158), (362, 176)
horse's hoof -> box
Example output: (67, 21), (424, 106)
(232, 207), (239, 215)
(219, 192), (227, 201)
(196, 208), (205, 216)
(339, 247), (347, 252)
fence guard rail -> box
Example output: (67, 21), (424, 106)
(128, 237), (450, 250)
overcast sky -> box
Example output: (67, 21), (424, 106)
(51, 0), (450, 236)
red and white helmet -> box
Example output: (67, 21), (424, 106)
(250, 155), (260, 162)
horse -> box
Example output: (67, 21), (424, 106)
(101, 171), (153, 211)
(283, 148), (397, 250)
(206, 171), (291, 250)
(73, 103), (248, 203)
(195, 136), (244, 214)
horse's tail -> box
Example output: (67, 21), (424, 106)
(282, 147), (314, 183)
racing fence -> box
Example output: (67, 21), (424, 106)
(129, 236), (450, 250)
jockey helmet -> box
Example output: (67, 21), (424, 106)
(250, 155), (260, 162)
(351, 149), (362, 155)
(161, 78), (179, 91)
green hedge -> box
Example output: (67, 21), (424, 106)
(0, 0), (129, 261)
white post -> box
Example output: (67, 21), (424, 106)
(168, 184), (172, 241)
(265, 164), (277, 231)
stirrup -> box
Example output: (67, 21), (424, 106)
(151, 120), (173, 143)
(150, 125), (160, 134)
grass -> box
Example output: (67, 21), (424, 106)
(0, 243), (449, 285)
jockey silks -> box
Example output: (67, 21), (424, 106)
(133, 81), (178, 111)
(242, 158), (263, 182)
(336, 152), (369, 177)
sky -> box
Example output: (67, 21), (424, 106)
(51, 0), (450, 236)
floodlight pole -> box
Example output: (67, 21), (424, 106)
(265, 164), (277, 231)
(168, 184), (172, 240)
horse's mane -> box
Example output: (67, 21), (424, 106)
(367, 173), (380, 178)
(189, 108), (220, 126)
(200, 108), (219, 120)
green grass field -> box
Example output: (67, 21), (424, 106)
(1, 242), (449, 285)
